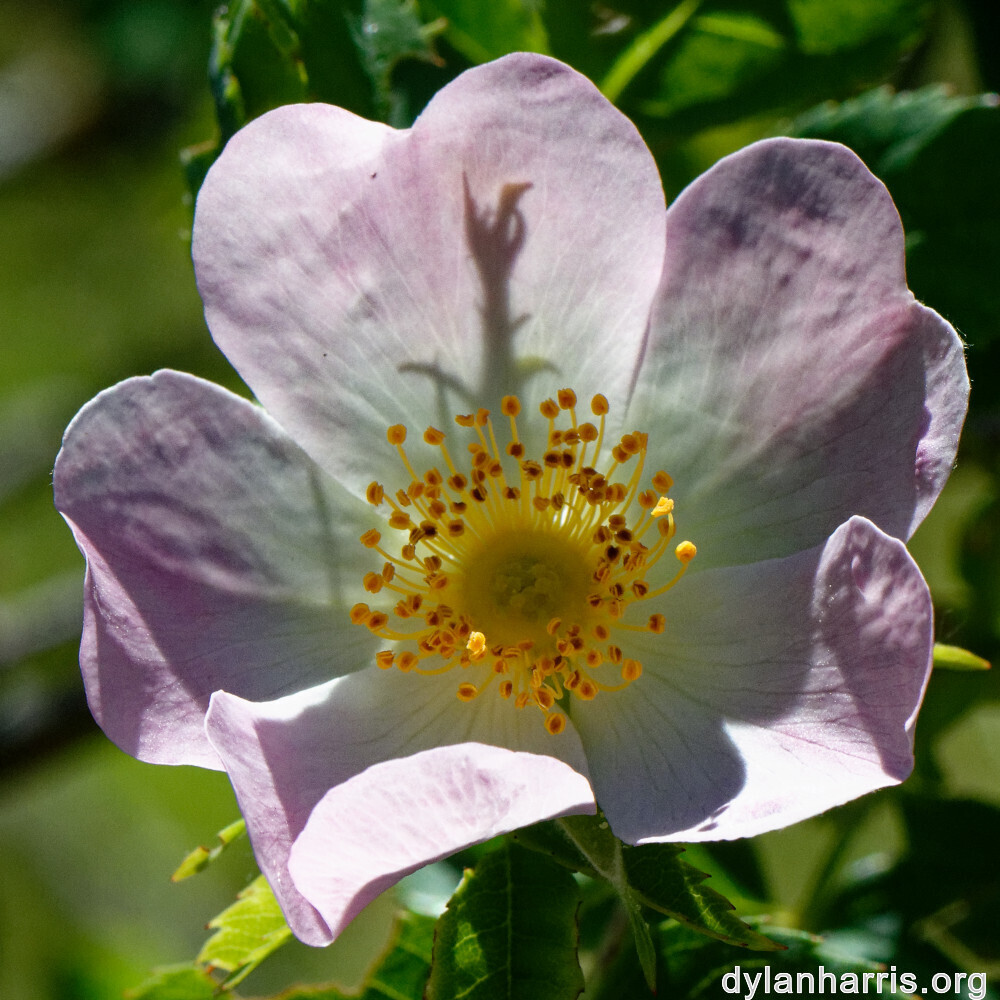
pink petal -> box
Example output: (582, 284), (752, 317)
(289, 744), (596, 940)
(205, 666), (593, 944)
(572, 516), (932, 842)
(54, 371), (373, 767)
(193, 52), (666, 491)
(633, 138), (968, 567)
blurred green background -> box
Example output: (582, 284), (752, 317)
(2, 1), (999, 997)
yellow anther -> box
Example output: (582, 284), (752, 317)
(354, 387), (695, 734)
(651, 496), (674, 517)
(360, 528), (381, 548)
(349, 603), (372, 625)
(622, 659), (642, 682)
(590, 394), (609, 416)
(676, 541), (697, 563)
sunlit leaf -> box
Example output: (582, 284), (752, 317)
(126, 964), (217, 1000)
(424, 842), (584, 1000)
(197, 875), (293, 988)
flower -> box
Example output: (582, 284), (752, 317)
(54, 53), (968, 946)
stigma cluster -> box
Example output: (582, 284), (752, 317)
(350, 389), (695, 734)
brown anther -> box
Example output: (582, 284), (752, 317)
(652, 471), (673, 493)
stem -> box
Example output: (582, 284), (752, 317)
(600, 0), (703, 105)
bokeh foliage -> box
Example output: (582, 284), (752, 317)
(2, 1), (999, 997)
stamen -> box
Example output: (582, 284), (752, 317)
(352, 388), (694, 734)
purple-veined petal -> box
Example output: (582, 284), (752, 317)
(631, 137), (968, 568)
(289, 744), (596, 940)
(193, 52), (667, 492)
(205, 667), (593, 944)
(571, 516), (932, 843)
(54, 370), (373, 768)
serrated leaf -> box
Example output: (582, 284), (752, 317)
(273, 911), (436, 1000)
(172, 818), (247, 882)
(658, 922), (910, 998)
(126, 964), (218, 1000)
(933, 642), (991, 672)
(582, 0), (933, 134)
(197, 875), (293, 988)
(516, 815), (779, 962)
(356, 0), (444, 118)
(791, 84), (990, 175)
(790, 86), (1000, 348)
(424, 842), (584, 1000)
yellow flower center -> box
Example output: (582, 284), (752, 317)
(350, 389), (696, 735)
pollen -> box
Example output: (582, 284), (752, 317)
(352, 389), (695, 734)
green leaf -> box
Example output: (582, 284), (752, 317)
(516, 815), (779, 958)
(197, 875), (293, 989)
(424, 841), (584, 1000)
(211, 0), (308, 139)
(126, 964), (218, 1000)
(575, 0), (933, 134)
(274, 911), (437, 1000)
(172, 818), (247, 882)
(791, 84), (989, 174)
(356, 0), (445, 119)
(657, 922), (910, 998)
(293, 0), (375, 116)
(933, 642), (991, 672)
(421, 0), (549, 63)
(791, 86), (1000, 349)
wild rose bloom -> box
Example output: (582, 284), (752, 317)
(55, 53), (968, 945)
